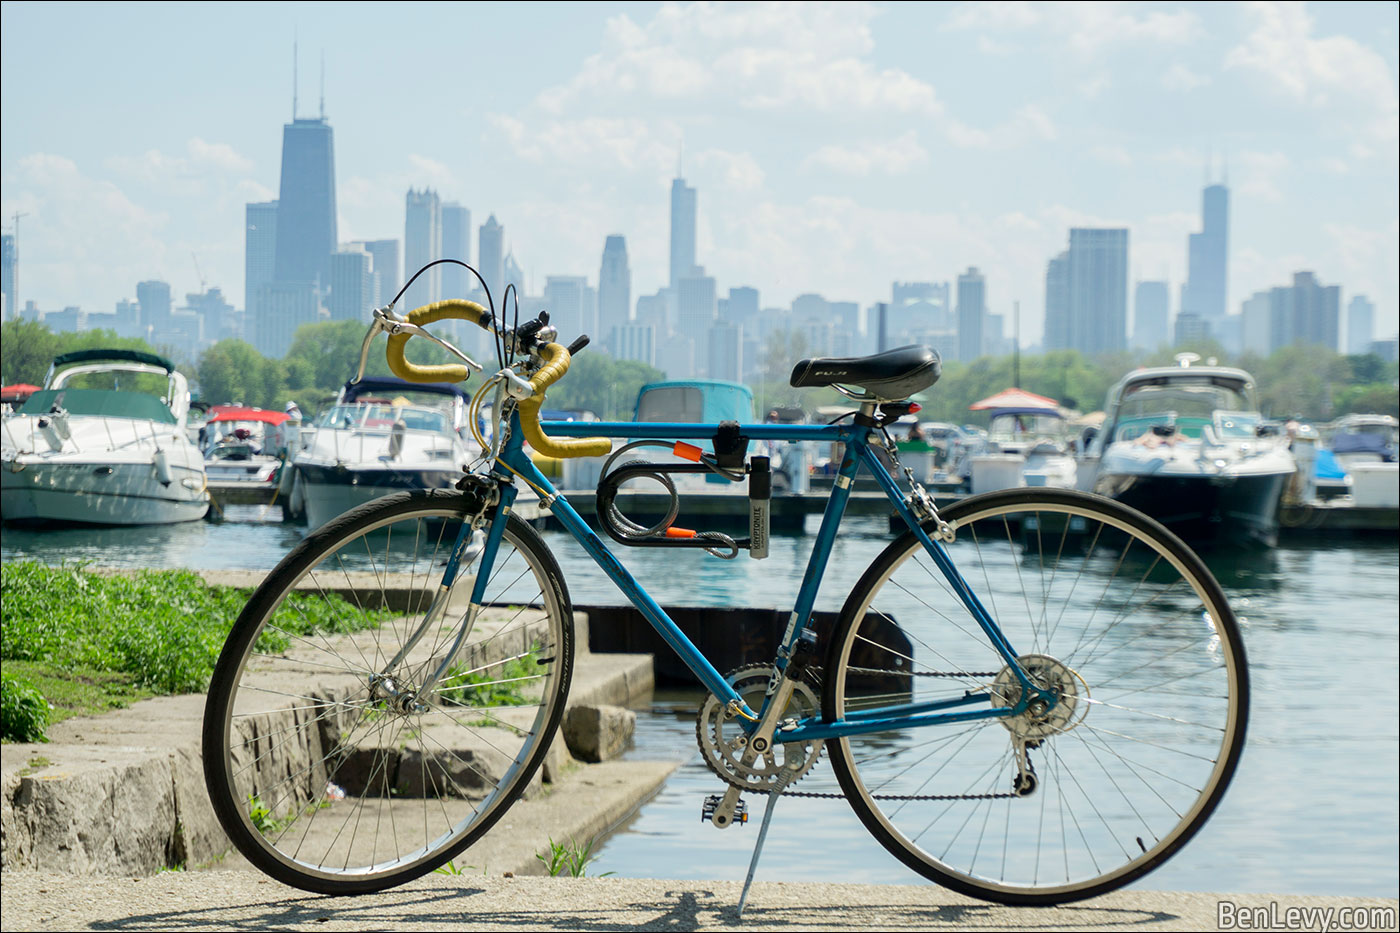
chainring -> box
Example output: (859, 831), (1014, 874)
(696, 664), (823, 792)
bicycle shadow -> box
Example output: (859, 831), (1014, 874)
(88, 882), (1181, 931)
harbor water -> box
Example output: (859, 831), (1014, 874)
(3, 506), (1397, 898)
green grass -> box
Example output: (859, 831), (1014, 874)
(0, 562), (399, 742)
(535, 836), (614, 878)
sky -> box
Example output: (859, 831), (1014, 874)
(2, 1), (1397, 346)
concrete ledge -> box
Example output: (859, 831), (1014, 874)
(1, 610), (655, 875)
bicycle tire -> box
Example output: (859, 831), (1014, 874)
(202, 489), (573, 894)
(823, 487), (1247, 905)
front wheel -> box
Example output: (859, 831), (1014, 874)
(824, 488), (1247, 905)
(202, 489), (574, 894)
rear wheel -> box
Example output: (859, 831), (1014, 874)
(824, 488), (1247, 904)
(202, 490), (573, 894)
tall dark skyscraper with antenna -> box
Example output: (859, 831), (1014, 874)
(273, 50), (337, 289)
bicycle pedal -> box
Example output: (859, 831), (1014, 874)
(702, 794), (748, 826)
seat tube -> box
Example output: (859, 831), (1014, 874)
(777, 427), (864, 667)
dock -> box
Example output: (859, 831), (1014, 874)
(207, 481), (1397, 539)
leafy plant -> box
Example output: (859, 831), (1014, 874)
(1, 670), (51, 743)
(440, 649), (539, 709)
(535, 836), (614, 879)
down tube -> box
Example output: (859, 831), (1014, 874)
(500, 450), (749, 714)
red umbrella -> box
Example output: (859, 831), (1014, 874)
(968, 387), (1060, 412)
(0, 383), (41, 403)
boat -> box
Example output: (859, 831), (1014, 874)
(633, 380), (814, 491)
(200, 405), (292, 486)
(1080, 355), (1296, 546)
(0, 349), (209, 525)
(964, 388), (1078, 494)
(1323, 413), (1399, 508)
(290, 376), (477, 529)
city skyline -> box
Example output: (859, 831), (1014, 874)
(2, 2), (1397, 346)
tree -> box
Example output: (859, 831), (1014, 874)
(1, 321), (167, 386)
(544, 353), (664, 419)
(197, 340), (286, 409)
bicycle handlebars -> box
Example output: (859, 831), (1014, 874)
(379, 301), (612, 460)
(384, 300), (491, 384)
(515, 343), (613, 459)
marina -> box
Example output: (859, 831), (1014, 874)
(2, 505), (1396, 899)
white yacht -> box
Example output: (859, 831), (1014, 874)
(1081, 356), (1295, 546)
(290, 377), (477, 529)
(1, 349), (208, 525)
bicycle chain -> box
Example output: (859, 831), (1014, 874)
(741, 788), (1016, 801)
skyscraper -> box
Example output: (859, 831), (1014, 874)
(677, 271), (716, 377)
(1043, 252), (1070, 351)
(543, 276), (591, 341)
(1181, 183), (1228, 325)
(1347, 295), (1375, 355)
(1, 233), (16, 321)
(1044, 230), (1128, 356)
(136, 280), (172, 331)
(245, 200), (278, 315)
(956, 267), (986, 362)
(328, 247), (373, 322)
(669, 176), (697, 289)
(362, 239), (399, 306)
(273, 117), (337, 288)
(1133, 281), (1170, 350)
(478, 215), (504, 303)
(440, 203), (471, 299)
(1279, 271), (1340, 351)
(598, 235), (630, 347)
(404, 188), (441, 312)
(1068, 229), (1129, 355)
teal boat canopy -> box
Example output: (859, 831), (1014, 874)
(634, 380), (756, 424)
(51, 348), (176, 373)
(18, 388), (177, 424)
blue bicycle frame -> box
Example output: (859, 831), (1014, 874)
(449, 411), (1042, 746)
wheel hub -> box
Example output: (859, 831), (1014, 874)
(990, 654), (1089, 740)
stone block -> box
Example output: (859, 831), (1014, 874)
(562, 705), (635, 763)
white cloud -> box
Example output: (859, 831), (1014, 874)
(946, 2), (1200, 55)
(486, 114), (677, 175)
(801, 133), (928, 176)
(1161, 63), (1210, 92)
(537, 2), (940, 117)
(946, 105), (1056, 149)
(1089, 145), (1132, 166)
(695, 149), (765, 191)
(1235, 150), (1290, 202)
(1225, 2), (1399, 144)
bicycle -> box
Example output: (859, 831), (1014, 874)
(202, 285), (1248, 909)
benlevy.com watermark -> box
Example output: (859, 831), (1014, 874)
(1217, 901), (1397, 931)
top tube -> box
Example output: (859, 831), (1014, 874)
(538, 420), (860, 443)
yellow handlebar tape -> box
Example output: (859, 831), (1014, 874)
(517, 343), (612, 459)
(386, 300), (490, 384)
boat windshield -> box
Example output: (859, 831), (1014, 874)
(1113, 384), (1251, 441)
(318, 403), (450, 434)
(17, 388), (176, 424)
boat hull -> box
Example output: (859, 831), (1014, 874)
(1094, 470), (1289, 547)
(296, 463), (461, 529)
(1, 461), (209, 525)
